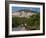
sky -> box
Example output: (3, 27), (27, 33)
(12, 7), (40, 13)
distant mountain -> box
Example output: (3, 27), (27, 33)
(16, 9), (39, 13)
(31, 11), (39, 13)
(18, 9), (31, 12)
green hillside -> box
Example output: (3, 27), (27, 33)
(12, 13), (40, 30)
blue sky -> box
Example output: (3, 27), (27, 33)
(12, 7), (40, 13)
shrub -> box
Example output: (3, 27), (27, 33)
(12, 16), (21, 27)
(12, 13), (40, 30)
(26, 13), (40, 30)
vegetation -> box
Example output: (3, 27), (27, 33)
(12, 13), (40, 30)
(26, 13), (40, 30)
(12, 17), (21, 27)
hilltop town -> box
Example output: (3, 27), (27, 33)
(12, 9), (36, 17)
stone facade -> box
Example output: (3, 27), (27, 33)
(12, 11), (36, 17)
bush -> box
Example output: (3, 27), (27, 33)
(12, 13), (40, 30)
(12, 16), (21, 27)
(26, 13), (40, 30)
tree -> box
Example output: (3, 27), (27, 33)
(26, 13), (40, 30)
(12, 16), (21, 27)
(12, 13), (40, 30)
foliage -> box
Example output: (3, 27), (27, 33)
(12, 17), (21, 27)
(26, 13), (40, 30)
(12, 13), (40, 30)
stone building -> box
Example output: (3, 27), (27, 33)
(12, 9), (36, 17)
